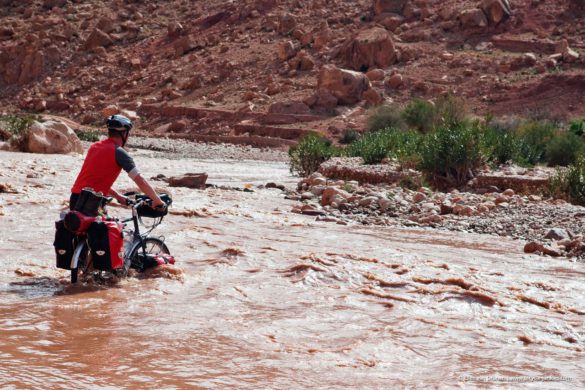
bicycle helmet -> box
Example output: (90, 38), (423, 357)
(106, 115), (133, 132)
(106, 114), (132, 146)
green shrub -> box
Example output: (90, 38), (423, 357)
(516, 121), (556, 166)
(569, 119), (585, 137)
(347, 128), (421, 165)
(0, 114), (38, 138)
(482, 125), (521, 166)
(417, 120), (485, 188)
(339, 129), (360, 145)
(366, 105), (405, 132)
(347, 129), (393, 164)
(548, 155), (585, 205)
(74, 128), (101, 142)
(402, 99), (437, 133)
(434, 95), (467, 127)
(545, 131), (585, 166)
(289, 134), (337, 176)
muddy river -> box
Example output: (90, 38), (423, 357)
(0, 148), (584, 388)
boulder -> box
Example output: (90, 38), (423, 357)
(22, 120), (83, 155)
(83, 28), (113, 51)
(366, 69), (385, 82)
(362, 88), (383, 106)
(168, 173), (208, 189)
(480, 0), (512, 25)
(459, 9), (488, 29)
(341, 28), (396, 71)
(373, 0), (408, 15)
(317, 65), (370, 105)
(385, 73), (403, 89)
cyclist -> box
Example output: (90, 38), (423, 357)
(70, 114), (165, 211)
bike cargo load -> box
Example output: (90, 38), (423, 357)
(54, 220), (76, 270)
(87, 220), (124, 271)
(73, 188), (107, 217)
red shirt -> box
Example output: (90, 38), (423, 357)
(71, 139), (123, 195)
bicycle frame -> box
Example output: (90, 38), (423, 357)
(69, 199), (165, 276)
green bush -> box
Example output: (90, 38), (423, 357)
(402, 99), (436, 133)
(347, 129), (394, 164)
(0, 114), (38, 138)
(548, 155), (585, 205)
(417, 120), (485, 188)
(289, 134), (337, 176)
(339, 129), (360, 145)
(516, 121), (556, 166)
(482, 125), (521, 166)
(74, 128), (102, 142)
(545, 131), (585, 166)
(569, 119), (585, 137)
(366, 105), (405, 132)
(434, 95), (467, 126)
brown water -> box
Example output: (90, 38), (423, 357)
(1, 150), (584, 388)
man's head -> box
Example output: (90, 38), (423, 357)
(106, 115), (133, 147)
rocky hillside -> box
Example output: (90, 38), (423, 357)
(1, 0), (584, 146)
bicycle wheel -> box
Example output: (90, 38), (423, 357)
(71, 241), (90, 283)
(129, 238), (170, 272)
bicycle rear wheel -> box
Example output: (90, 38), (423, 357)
(129, 238), (170, 272)
(71, 241), (90, 283)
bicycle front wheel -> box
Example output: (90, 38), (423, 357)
(129, 238), (170, 272)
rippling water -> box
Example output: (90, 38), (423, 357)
(1, 151), (584, 388)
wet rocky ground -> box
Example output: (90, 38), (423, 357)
(288, 172), (585, 259)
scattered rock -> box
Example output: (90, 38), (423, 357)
(545, 228), (569, 241)
(266, 182), (286, 191)
(83, 28), (113, 51)
(168, 173), (208, 189)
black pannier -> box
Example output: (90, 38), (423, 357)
(73, 188), (107, 217)
(87, 221), (124, 271)
(54, 220), (75, 270)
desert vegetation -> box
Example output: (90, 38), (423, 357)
(289, 98), (585, 201)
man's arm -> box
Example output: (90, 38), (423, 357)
(108, 188), (128, 205)
(115, 146), (164, 208)
(131, 173), (164, 208)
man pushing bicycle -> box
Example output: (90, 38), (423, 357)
(70, 114), (165, 212)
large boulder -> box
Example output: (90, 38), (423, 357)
(341, 28), (396, 71)
(317, 65), (370, 105)
(373, 0), (408, 15)
(480, 0), (511, 25)
(22, 120), (83, 155)
(168, 173), (208, 189)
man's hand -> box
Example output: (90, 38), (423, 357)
(151, 197), (165, 210)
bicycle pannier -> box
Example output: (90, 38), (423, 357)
(73, 188), (106, 217)
(54, 220), (75, 270)
(88, 220), (124, 271)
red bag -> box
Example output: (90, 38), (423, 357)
(88, 220), (124, 271)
